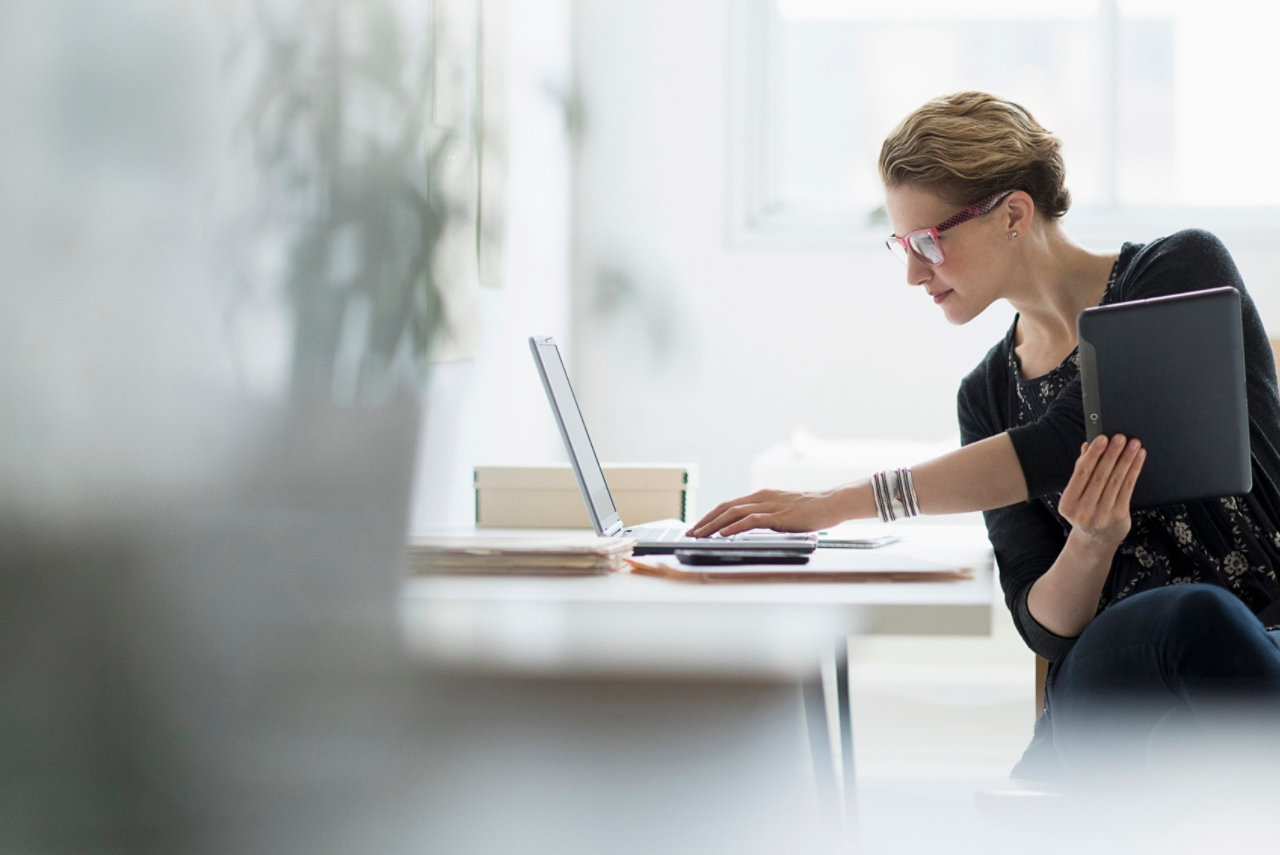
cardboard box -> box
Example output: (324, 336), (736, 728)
(475, 464), (697, 528)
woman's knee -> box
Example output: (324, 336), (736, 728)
(1130, 584), (1280, 684)
(1056, 584), (1262, 694)
(1155, 583), (1256, 635)
(1118, 583), (1251, 632)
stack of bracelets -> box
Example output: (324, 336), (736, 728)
(871, 467), (920, 523)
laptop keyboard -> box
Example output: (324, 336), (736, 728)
(624, 526), (723, 543)
(625, 526), (814, 544)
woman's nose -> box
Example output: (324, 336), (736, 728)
(905, 253), (933, 286)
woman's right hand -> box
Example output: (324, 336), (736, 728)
(1057, 434), (1146, 551)
(685, 487), (852, 538)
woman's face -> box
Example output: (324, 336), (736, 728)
(883, 184), (1012, 326)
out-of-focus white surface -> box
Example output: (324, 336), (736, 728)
(751, 429), (962, 492)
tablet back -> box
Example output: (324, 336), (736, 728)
(1077, 286), (1251, 509)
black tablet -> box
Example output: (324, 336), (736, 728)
(1077, 286), (1251, 509)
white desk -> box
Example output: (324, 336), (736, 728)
(402, 524), (994, 663)
(400, 523), (994, 854)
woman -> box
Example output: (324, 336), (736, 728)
(688, 92), (1280, 780)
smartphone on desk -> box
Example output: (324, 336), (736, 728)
(674, 549), (811, 566)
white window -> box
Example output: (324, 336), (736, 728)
(728, 0), (1280, 247)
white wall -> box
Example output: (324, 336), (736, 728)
(571, 0), (1280, 514)
(410, 0), (575, 529)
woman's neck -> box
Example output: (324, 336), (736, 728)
(1009, 227), (1116, 349)
(1006, 226), (1117, 378)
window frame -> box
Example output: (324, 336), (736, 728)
(725, 0), (1280, 251)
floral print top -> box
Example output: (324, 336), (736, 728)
(1009, 261), (1280, 629)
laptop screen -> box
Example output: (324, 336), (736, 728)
(529, 336), (621, 534)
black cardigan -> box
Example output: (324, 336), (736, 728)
(958, 229), (1280, 661)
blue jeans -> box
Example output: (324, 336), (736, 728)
(1044, 583), (1280, 781)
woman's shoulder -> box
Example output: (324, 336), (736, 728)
(1113, 228), (1243, 301)
(1126, 228), (1231, 264)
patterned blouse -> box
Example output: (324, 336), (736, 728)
(1010, 270), (1280, 628)
(957, 229), (1280, 663)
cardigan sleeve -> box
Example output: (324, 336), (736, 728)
(958, 367), (1079, 660)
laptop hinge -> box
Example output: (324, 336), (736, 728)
(604, 521), (625, 537)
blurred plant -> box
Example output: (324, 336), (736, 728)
(588, 263), (680, 363)
(221, 0), (452, 404)
(547, 78), (679, 364)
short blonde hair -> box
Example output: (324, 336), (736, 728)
(878, 92), (1071, 218)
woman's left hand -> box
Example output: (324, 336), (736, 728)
(685, 488), (849, 538)
(1058, 434), (1146, 551)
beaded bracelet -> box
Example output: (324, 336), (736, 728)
(871, 467), (921, 523)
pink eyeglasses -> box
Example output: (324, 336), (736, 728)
(885, 190), (1014, 266)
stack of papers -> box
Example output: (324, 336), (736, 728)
(407, 536), (636, 576)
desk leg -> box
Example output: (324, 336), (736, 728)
(803, 648), (859, 851)
(835, 636), (857, 817)
(801, 666), (839, 829)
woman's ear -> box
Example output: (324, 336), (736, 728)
(1004, 190), (1034, 235)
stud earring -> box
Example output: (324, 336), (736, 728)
(1010, 231), (1019, 238)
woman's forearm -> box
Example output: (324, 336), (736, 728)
(1025, 533), (1115, 637)
(689, 431), (1031, 536)
(824, 432), (1029, 522)
(1023, 435), (1143, 639)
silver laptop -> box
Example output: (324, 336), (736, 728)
(530, 335), (817, 556)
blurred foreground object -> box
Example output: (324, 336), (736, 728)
(0, 2), (447, 851)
